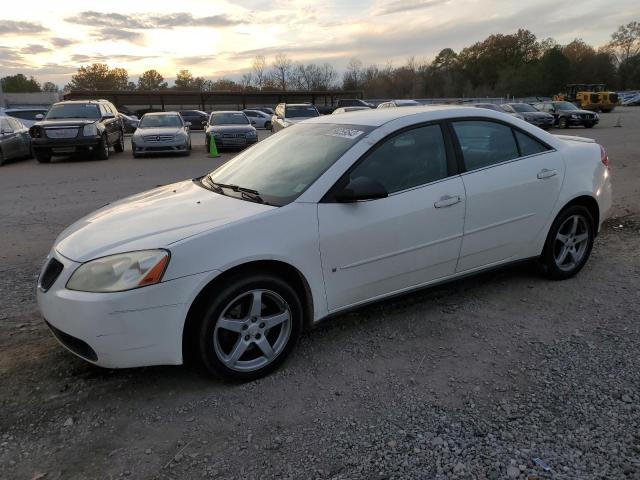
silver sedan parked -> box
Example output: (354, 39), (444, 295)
(131, 112), (192, 157)
(0, 116), (32, 166)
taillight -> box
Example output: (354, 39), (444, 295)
(599, 144), (609, 169)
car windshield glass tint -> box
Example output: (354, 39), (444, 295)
(207, 123), (373, 206)
(210, 113), (248, 125)
(285, 106), (319, 118)
(139, 115), (182, 128)
(46, 104), (100, 120)
(554, 102), (579, 111)
(510, 104), (537, 113)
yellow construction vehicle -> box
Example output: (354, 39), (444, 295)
(553, 84), (619, 112)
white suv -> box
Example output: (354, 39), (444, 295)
(271, 103), (319, 132)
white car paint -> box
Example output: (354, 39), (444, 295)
(38, 106), (612, 369)
(243, 109), (272, 128)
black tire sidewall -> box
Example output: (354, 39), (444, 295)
(114, 131), (125, 152)
(35, 149), (51, 163)
(196, 273), (303, 381)
(540, 205), (595, 280)
(96, 135), (109, 160)
(559, 117), (569, 128)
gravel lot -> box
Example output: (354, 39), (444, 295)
(1, 110), (639, 480)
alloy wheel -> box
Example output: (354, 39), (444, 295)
(213, 289), (292, 372)
(553, 214), (590, 272)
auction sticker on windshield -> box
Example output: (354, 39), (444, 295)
(326, 127), (365, 139)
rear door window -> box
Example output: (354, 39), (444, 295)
(514, 130), (550, 156)
(452, 120), (519, 171)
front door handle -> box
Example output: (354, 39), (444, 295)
(537, 168), (557, 179)
(434, 195), (461, 208)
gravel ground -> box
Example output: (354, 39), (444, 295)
(0, 110), (639, 480)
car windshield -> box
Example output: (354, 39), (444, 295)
(210, 113), (249, 125)
(509, 104), (537, 113)
(396, 100), (420, 106)
(46, 104), (100, 120)
(204, 123), (373, 206)
(553, 102), (579, 111)
(285, 106), (319, 118)
(139, 115), (182, 128)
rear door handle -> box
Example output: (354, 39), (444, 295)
(434, 195), (461, 208)
(537, 169), (557, 179)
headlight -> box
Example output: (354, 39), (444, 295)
(83, 123), (98, 136)
(246, 130), (257, 138)
(213, 132), (221, 137)
(570, 114), (579, 119)
(67, 250), (170, 293)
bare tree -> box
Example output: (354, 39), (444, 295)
(608, 21), (640, 63)
(342, 58), (363, 90)
(240, 72), (253, 90)
(272, 53), (293, 91)
(251, 55), (267, 90)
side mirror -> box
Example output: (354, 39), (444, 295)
(185, 121), (192, 127)
(251, 120), (256, 125)
(35, 114), (44, 120)
(334, 176), (388, 203)
(549, 108), (556, 113)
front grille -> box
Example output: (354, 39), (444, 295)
(221, 133), (246, 138)
(46, 321), (98, 362)
(143, 135), (174, 142)
(39, 258), (63, 291)
(45, 128), (79, 139)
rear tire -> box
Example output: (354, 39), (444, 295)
(0, 149), (5, 166)
(195, 272), (303, 381)
(114, 131), (125, 152)
(96, 135), (109, 160)
(35, 149), (51, 163)
(264, 121), (272, 130)
(539, 205), (595, 280)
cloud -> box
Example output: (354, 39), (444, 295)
(0, 46), (27, 67)
(0, 20), (48, 35)
(71, 53), (157, 64)
(375, 0), (449, 16)
(20, 44), (52, 55)
(95, 27), (144, 42)
(50, 37), (75, 48)
(65, 11), (246, 29)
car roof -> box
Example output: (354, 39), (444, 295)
(3, 107), (48, 111)
(284, 103), (314, 107)
(211, 110), (246, 114)
(307, 105), (482, 127)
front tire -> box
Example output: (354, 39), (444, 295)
(558, 117), (569, 129)
(114, 130), (125, 152)
(35, 149), (51, 163)
(264, 121), (272, 131)
(195, 273), (303, 381)
(540, 205), (595, 280)
(96, 135), (109, 160)
(584, 123), (594, 128)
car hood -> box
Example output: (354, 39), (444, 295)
(285, 117), (314, 124)
(54, 179), (274, 262)
(557, 109), (595, 115)
(34, 118), (97, 128)
(207, 125), (254, 133)
(134, 127), (183, 137)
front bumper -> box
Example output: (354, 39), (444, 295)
(567, 116), (599, 126)
(132, 139), (189, 155)
(526, 117), (554, 129)
(208, 134), (258, 149)
(31, 136), (101, 154)
(37, 250), (216, 368)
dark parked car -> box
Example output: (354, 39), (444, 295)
(501, 103), (554, 130)
(533, 101), (599, 129)
(205, 111), (258, 151)
(336, 99), (374, 108)
(0, 116), (32, 165)
(118, 113), (140, 133)
(29, 100), (124, 163)
(179, 110), (208, 130)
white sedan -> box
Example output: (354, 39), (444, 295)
(37, 106), (612, 381)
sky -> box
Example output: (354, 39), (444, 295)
(1, 0), (639, 87)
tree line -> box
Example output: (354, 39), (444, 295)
(3, 21), (638, 98)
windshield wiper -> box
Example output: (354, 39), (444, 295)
(205, 178), (266, 204)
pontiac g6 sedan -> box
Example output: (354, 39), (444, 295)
(38, 106), (612, 381)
